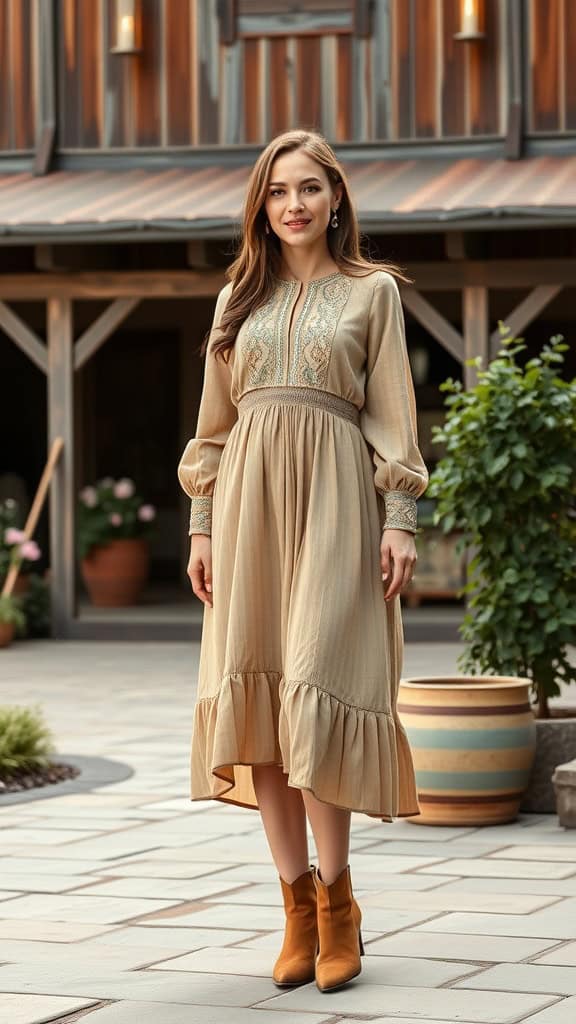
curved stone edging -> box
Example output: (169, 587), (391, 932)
(0, 755), (134, 806)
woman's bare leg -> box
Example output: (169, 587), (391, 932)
(252, 764), (310, 883)
(301, 789), (351, 885)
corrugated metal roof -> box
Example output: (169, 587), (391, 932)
(1, 155), (576, 240)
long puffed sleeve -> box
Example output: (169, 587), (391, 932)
(177, 282), (236, 536)
(359, 271), (429, 534)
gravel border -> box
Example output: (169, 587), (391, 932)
(0, 754), (134, 806)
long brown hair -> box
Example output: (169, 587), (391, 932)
(203, 129), (412, 362)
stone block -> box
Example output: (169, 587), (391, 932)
(552, 758), (576, 828)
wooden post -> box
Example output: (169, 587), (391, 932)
(463, 286), (489, 390)
(47, 298), (75, 637)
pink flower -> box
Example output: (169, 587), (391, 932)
(137, 504), (156, 522)
(19, 540), (41, 561)
(109, 513), (123, 526)
(113, 479), (135, 499)
(5, 528), (26, 545)
(80, 486), (98, 508)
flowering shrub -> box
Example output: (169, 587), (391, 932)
(0, 499), (42, 582)
(77, 477), (157, 559)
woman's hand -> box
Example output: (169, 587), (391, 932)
(187, 535), (213, 607)
(380, 528), (417, 602)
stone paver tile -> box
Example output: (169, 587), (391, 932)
(0, 938), (187, 970)
(25, 835), (214, 859)
(87, 926), (258, 950)
(0, 828), (105, 845)
(367, 930), (560, 963)
(415, 907), (576, 940)
(0, 964), (281, 1005)
(0, 875), (109, 894)
(95, 860), (227, 881)
(357, 906), (444, 932)
(74, 1002), (333, 1024)
(522, 996), (576, 1024)
(0, 993), (98, 1024)
(10, 817), (150, 831)
(454, 964), (576, 995)
(142, 903), (284, 931)
(0, 893), (182, 924)
(366, 822), (479, 841)
(153, 947), (477, 988)
(0, 891), (23, 901)
(362, 890), (559, 914)
(434, 877), (576, 897)
(489, 846), (576, 863)
(455, 826), (576, 846)
(0, 857), (111, 875)
(418, 858), (576, 879)
(74, 877), (251, 901)
(362, 840), (510, 858)
(350, 853), (445, 871)
(0, 921), (119, 942)
(533, 942), (576, 967)
(255, 983), (558, 1022)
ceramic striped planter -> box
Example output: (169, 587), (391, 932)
(398, 676), (537, 826)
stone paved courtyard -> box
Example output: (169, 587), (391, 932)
(1, 640), (576, 1024)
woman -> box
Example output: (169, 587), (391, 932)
(177, 129), (429, 993)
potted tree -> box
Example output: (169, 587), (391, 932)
(399, 329), (576, 824)
(77, 477), (157, 606)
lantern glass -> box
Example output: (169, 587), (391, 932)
(111, 0), (142, 54)
(454, 0), (485, 41)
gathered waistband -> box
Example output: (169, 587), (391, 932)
(237, 386), (360, 426)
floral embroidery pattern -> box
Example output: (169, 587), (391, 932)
(290, 275), (353, 388)
(240, 274), (353, 389)
(241, 284), (292, 386)
(189, 495), (213, 535)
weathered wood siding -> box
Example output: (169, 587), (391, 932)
(526, 0), (576, 132)
(1, 0), (575, 156)
(0, 0), (37, 152)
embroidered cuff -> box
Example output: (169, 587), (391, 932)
(382, 490), (418, 533)
(188, 495), (212, 536)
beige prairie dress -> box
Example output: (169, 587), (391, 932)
(177, 268), (429, 821)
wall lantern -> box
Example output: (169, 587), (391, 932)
(110, 0), (142, 55)
(454, 0), (485, 42)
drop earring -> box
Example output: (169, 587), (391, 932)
(331, 209), (339, 228)
(265, 220), (270, 235)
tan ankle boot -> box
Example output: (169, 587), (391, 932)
(312, 863), (364, 992)
(272, 866), (318, 987)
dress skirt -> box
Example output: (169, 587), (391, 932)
(191, 385), (420, 821)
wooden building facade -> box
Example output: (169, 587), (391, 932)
(0, 0), (575, 639)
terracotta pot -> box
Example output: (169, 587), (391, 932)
(398, 675), (537, 826)
(81, 538), (149, 607)
(0, 621), (15, 647)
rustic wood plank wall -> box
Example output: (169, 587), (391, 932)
(0, 0), (36, 152)
(2, 0), (575, 155)
(527, 0), (576, 132)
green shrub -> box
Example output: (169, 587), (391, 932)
(0, 704), (57, 777)
(0, 594), (26, 633)
(427, 329), (576, 718)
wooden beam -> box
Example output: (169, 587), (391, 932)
(0, 271), (227, 300)
(0, 263), (571, 299)
(401, 288), (464, 364)
(463, 286), (489, 390)
(47, 298), (75, 637)
(75, 298), (141, 370)
(490, 284), (563, 357)
(0, 301), (47, 374)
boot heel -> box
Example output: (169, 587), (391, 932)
(359, 929), (365, 956)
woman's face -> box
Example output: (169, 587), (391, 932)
(263, 149), (343, 250)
